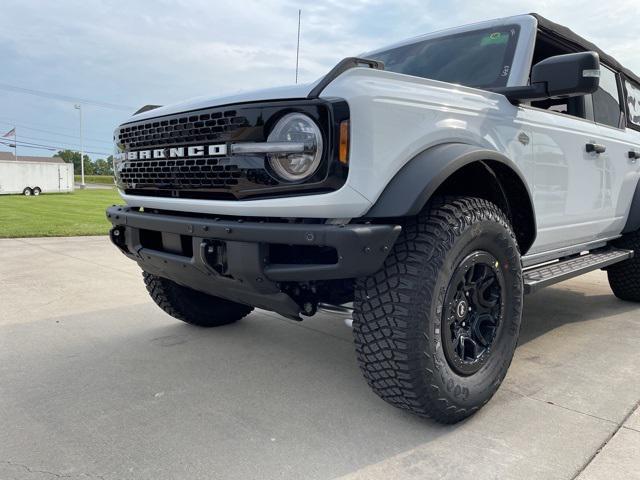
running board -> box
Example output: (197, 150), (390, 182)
(523, 247), (634, 294)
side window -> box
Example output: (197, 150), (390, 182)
(625, 79), (640, 128)
(592, 66), (622, 128)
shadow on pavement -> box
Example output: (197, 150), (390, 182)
(519, 284), (636, 345)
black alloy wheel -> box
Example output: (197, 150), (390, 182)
(442, 251), (505, 376)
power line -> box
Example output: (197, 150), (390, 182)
(0, 140), (111, 156)
(0, 82), (135, 111)
(0, 119), (112, 144)
(0, 139), (111, 156)
(0, 141), (56, 153)
(0, 115), (110, 139)
(0, 124), (112, 148)
(12, 133), (111, 150)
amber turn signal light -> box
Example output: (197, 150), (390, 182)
(339, 120), (349, 164)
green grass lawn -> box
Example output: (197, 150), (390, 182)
(0, 188), (122, 238)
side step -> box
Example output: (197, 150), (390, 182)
(523, 247), (634, 294)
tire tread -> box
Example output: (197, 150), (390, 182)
(608, 230), (640, 302)
(353, 196), (522, 423)
(143, 272), (253, 327)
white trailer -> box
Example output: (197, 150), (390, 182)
(0, 160), (74, 195)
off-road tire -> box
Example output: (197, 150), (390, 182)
(143, 272), (253, 327)
(353, 197), (523, 423)
(607, 229), (640, 302)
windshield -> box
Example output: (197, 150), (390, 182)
(369, 25), (520, 89)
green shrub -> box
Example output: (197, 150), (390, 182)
(74, 175), (114, 184)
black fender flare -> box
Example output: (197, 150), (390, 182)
(365, 143), (537, 250)
(623, 180), (640, 234)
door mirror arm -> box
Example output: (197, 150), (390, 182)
(490, 83), (548, 104)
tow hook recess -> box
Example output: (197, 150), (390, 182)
(201, 240), (228, 276)
(109, 226), (127, 251)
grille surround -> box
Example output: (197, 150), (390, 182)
(114, 99), (350, 200)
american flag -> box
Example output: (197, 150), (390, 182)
(2, 128), (15, 138)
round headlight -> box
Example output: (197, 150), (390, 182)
(267, 113), (323, 182)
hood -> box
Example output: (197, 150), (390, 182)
(127, 81), (318, 123)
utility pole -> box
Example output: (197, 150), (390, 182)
(295, 9), (301, 84)
(74, 104), (85, 188)
(13, 126), (17, 161)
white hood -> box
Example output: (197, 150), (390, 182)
(128, 82), (317, 122)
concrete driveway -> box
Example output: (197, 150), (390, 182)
(1, 236), (639, 480)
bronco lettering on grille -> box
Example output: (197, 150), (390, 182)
(117, 144), (228, 161)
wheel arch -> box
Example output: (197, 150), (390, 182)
(364, 143), (537, 254)
(622, 179), (640, 234)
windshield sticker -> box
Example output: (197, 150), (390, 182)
(481, 32), (508, 46)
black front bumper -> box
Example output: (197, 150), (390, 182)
(106, 206), (401, 317)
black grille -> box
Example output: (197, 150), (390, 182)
(118, 157), (243, 190)
(117, 109), (250, 150)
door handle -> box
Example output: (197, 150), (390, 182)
(629, 151), (640, 160)
(586, 143), (606, 154)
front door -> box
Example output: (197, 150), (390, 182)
(521, 103), (609, 255)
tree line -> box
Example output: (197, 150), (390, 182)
(54, 150), (114, 176)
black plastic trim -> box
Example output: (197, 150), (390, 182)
(133, 104), (163, 115)
(365, 143), (535, 217)
(106, 206), (401, 316)
(307, 57), (384, 99)
(623, 180), (640, 234)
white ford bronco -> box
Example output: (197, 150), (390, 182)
(108, 13), (640, 423)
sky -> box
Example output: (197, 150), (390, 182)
(0, 0), (638, 159)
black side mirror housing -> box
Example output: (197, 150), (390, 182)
(492, 51), (601, 103)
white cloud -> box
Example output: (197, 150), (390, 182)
(0, 0), (638, 158)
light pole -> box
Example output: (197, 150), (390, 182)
(74, 104), (85, 189)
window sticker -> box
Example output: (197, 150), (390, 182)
(626, 80), (640, 127)
(481, 32), (509, 46)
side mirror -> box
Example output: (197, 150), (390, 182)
(493, 52), (601, 103)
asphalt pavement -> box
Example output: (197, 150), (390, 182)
(1, 236), (638, 480)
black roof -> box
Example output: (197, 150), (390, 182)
(532, 13), (640, 85)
